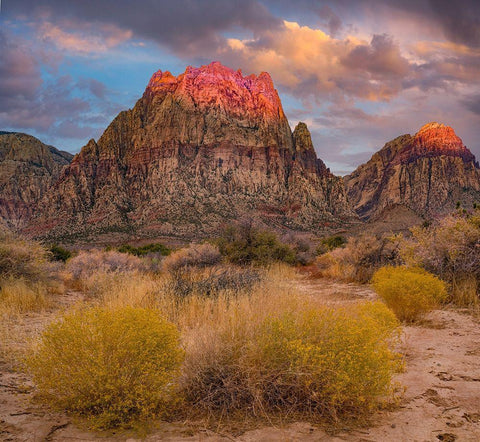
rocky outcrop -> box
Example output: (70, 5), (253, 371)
(345, 123), (480, 220)
(0, 132), (72, 228)
(28, 62), (354, 240)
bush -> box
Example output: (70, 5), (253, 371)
(66, 250), (145, 281)
(216, 223), (296, 266)
(0, 232), (50, 281)
(27, 307), (184, 429)
(163, 243), (222, 273)
(117, 243), (170, 257)
(314, 235), (401, 283)
(181, 294), (401, 421)
(372, 266), (447, 322)
(316, 235), (346, 255)
(400, 214), (480, 305)
(165, 265), (262, 299)
(49, 244), (72, 262)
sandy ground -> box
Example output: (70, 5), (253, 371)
(1, 279), (480, 441)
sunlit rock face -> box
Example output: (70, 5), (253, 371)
(345, 123), (480, 220)
(28, 62), (355, 240)
(0, 132), (72, 229)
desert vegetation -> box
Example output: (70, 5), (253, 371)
(1, 213), (479, 437)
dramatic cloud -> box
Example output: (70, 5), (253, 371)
(222, 21), (411, 101)
(4, 0), (281, 55)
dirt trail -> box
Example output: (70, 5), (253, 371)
(1, 281), (480, 441)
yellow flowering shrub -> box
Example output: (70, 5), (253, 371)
(256, 301), (402, 419)
(372, 266), (447, 322)
(181, 298), (402, 421)
(27, 307), (183, 429)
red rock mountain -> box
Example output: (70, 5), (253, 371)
(345, 123), (480, 220)
(0, 132), (72, 229)
(28, 62), (354, 240)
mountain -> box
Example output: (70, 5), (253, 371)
(27, 62), (354, 240)
(345, 123), (480, 220)
(0, 132), (72, 228)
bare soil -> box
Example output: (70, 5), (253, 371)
(1, 279), (479, 441)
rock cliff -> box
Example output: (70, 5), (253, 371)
(28, 62), (354, 240)
(0, 132), (72, 228)
(345, 123), (480, 220)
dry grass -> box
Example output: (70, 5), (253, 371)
(0, 278), (51, 315)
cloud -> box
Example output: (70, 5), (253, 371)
(4, 0), (281, 56)
(463, 94), (480, 115)
(40, 22), (132, 55)
(0, 29), (42, 107)
(222, 21), (411, 101)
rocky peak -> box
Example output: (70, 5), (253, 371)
(345, 123), (480, 220)
(406, 122), (474, 162)
(293, 122), (315, 152)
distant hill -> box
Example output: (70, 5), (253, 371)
(0, 132), (73, 228)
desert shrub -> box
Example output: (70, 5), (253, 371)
(27, 307), (183, 429)
(66, 250), (145, 281)
(372, 266), (447, 322)
(314, 234), (401, 283)
(401, 214), (480, 305)
(316, 235), (346, 255)
(165, 265), (262, 299)
(216, 223), (296, 266)
(117, 243), (170, 257)
(0, 278), (50, 314)
(181, 291), (401, 421)
(0, 232), (50, 281)
(163, 243), (222, 273)
(48, 244), (72, 262)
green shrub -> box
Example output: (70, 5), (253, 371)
(216, 223), (296, 266)
(316, 235), (346, 255)
(117, 243), (171, 257)
(27, 307), (183, 429)
(49, 244), (72, 262)
(372, 266), (447, 322)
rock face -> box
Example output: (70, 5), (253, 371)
(29, 62), (354, 239)
(345, 123), (480, 220)
(0, 132), (72, 228)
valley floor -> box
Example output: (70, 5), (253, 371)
(1, 279), (480, 441)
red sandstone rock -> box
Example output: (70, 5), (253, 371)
(345, 123), (480, 220)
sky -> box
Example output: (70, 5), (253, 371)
(1, 0), (480, 175)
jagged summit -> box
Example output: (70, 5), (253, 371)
(145, 61), (284, 124)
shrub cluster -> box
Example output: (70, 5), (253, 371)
(165, 265), (262, 299)
(162, 243), (222, 273)
(372, 266), (447, 322)
(117, 243), (171, 257)
(314, 235), (401, 283)
(66, 250), (145, 281)
(27, 307), (183, 429)
(216, 223), (296, 266)
(400, 214), (480, 305)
